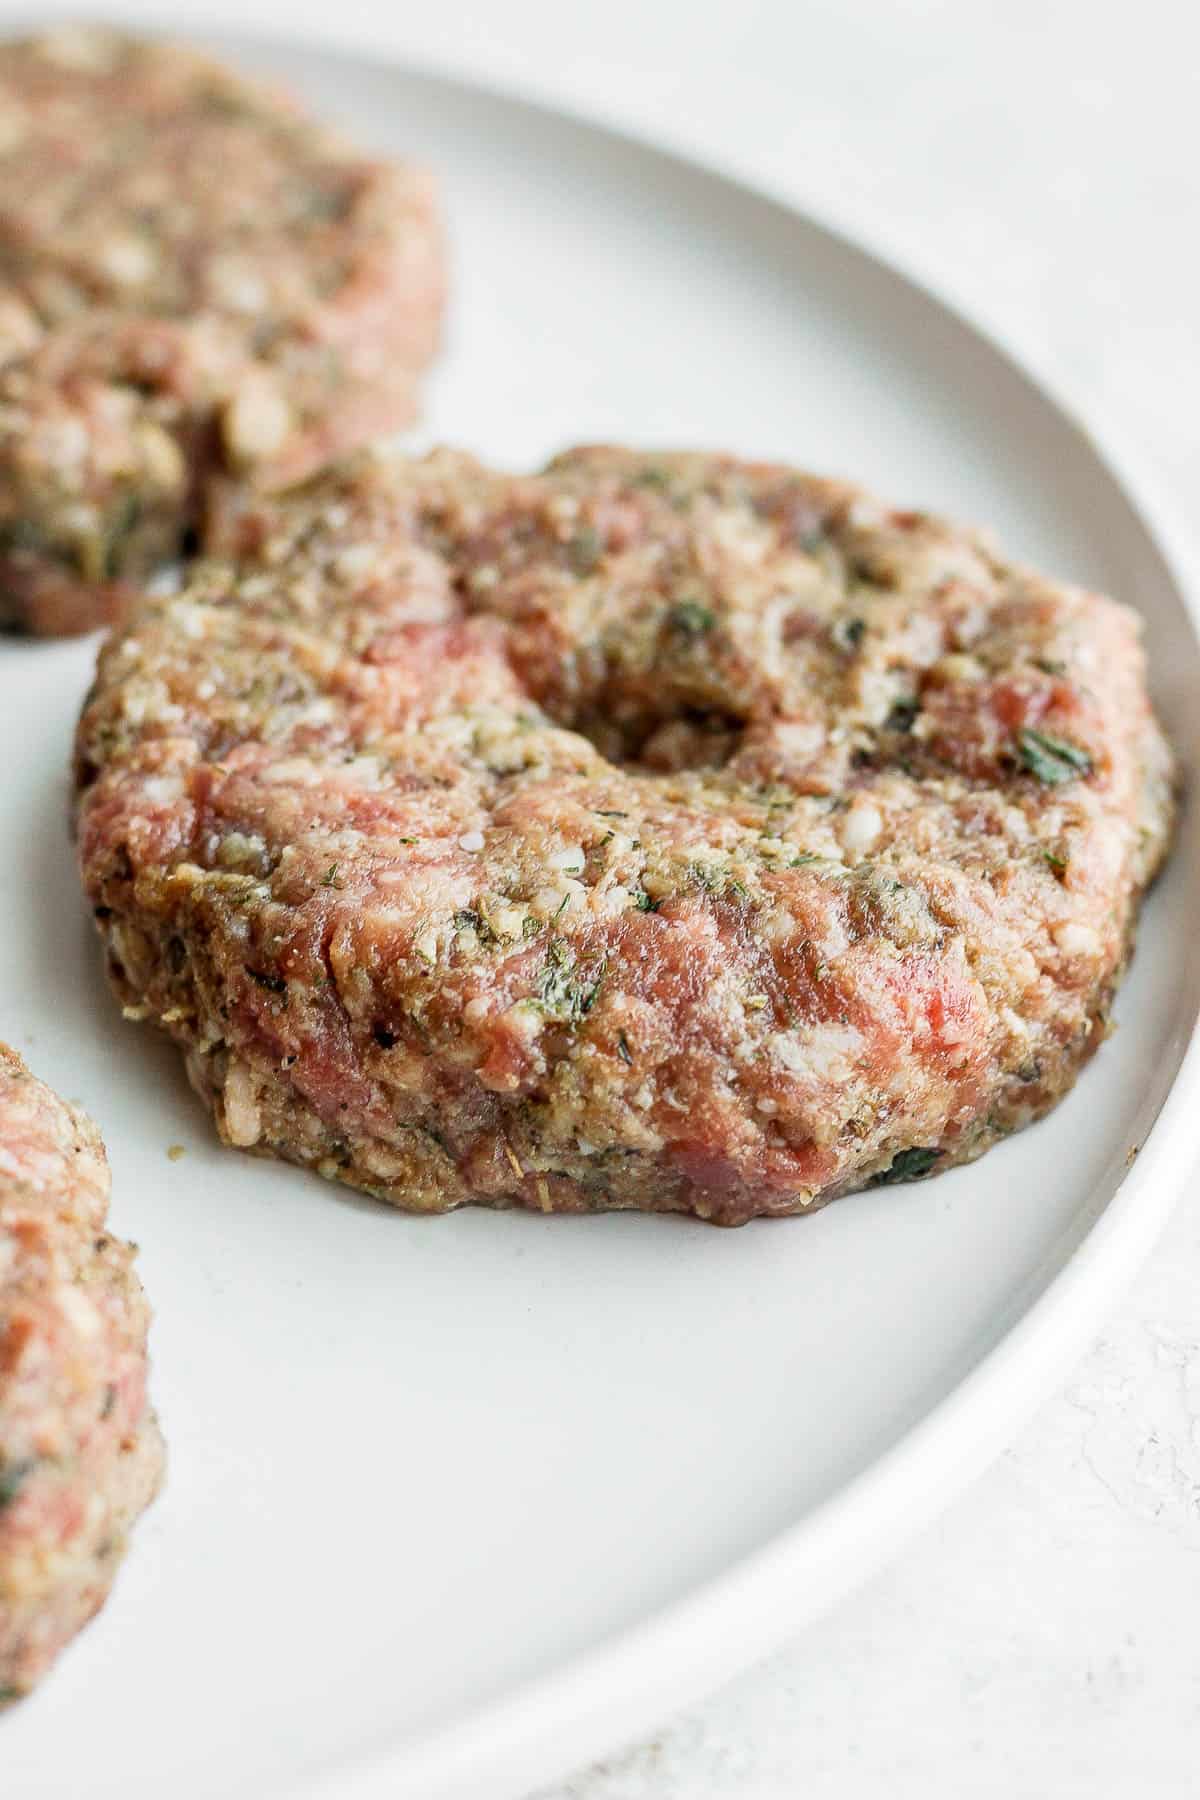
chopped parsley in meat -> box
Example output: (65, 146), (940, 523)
(0, 27), (444, 636)
(1017, 728), (1093, 785)
(0, 1044), (162, 1697)
(75, 443), (1175, 1224)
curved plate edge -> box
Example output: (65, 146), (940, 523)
(31, 16), (1197, 1797)
(244, 50), (1200, 1800)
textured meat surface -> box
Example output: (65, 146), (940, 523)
(0, 1044), (162, 1699)
(0, 25), (444, 635)
(75, 445), (1175, 1224)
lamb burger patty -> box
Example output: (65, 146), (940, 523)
(0, 26), (444, 635)
(75, 445), (1175, 1224)
(0, 1044), (162, 1699)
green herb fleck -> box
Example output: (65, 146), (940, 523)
(537, 939), (607, 1023)
(247, 968), (287, 997)
(321, 863), (343, 889)
(885, 697), (920, 734)
(454, 908), (497, 944)
(567, 524), (603, 575)
(538, 938), (578, 1018)
(296, 182), (351, 223)
(633, 465), (671, 491)
(402, 1120), (452, 1157)
(0, 1686), (20, 1705)
(832, 616), (866, 653)
(1040, 847), (1068, 875)
(667, 600), (715, 637)
(581, 959), (608, 1015)
(103, 492), (143, 579)
(616, 1032), (634, 1066)
(0, 518), (48, 557)
(1017, 728), (1093, 786)
(633, 889), (660, 912)
(201, 83), (257, 118)
(0, 1458), (35, 1512)
(869, 1145), (941, 1186)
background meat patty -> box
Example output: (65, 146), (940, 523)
(0, 1044), (162, 1700)
(75, 445), (1175, 1224)
(0, 26), (444, 635)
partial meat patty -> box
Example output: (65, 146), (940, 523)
(0, 1044), (162, 1700)
(74, 445), (1175, 1225)
(0, 25), (443, 635)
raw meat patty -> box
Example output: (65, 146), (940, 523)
(74, 445), (1175, 1224)
(0, 1044), (162, 1700)
(0, 25), (444, 635)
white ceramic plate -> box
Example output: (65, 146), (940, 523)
(2, 30), (1198, 1800)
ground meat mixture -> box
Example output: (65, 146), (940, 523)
(74, 445), (1176, 1225)
(0, 1044), (162, 1700)
(0, 25), (444, 635)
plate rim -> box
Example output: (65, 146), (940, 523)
(25, 19), (1200, 1798)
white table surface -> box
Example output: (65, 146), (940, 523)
(22, 2), (1200, 1793)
